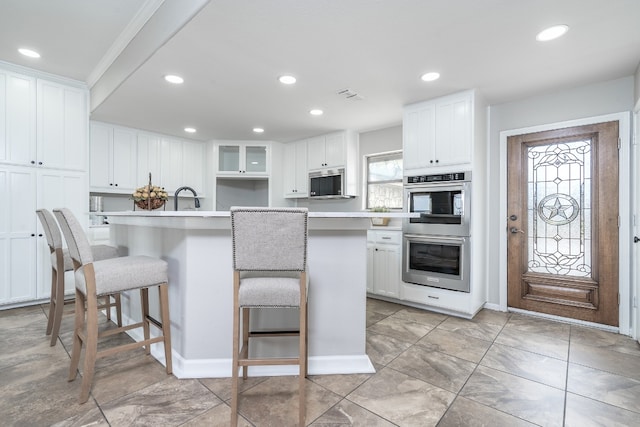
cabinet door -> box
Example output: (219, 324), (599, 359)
(37, 170), (86, 297)
(89, 123), (112, 189)
(283, 143), (297, 196)
(137, 133), (162, 187)
(284, 141), (308, 197)
(403, 106), (435, 171)
(160, 138), (183, 193)
(218, 145), (240, 173)
(307, 136), (326, 169)
(434, 96), (471, 166)
(0, 71), (36, 165)
(293, 141), (308, 195)
(245, 145), (268, 173)
(0, 167), (37, 304)
(111, 128), (137, 191)
(37, 80), (87, 170)
(183, 141), (204, 194)
(324, 133), (345, 168)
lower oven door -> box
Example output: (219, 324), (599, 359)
(402, 234), (470, 292)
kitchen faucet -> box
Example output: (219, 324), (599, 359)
(174, 186), (201, 211)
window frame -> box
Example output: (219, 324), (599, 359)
(364, 150), (403, 210)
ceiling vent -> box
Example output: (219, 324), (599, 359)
(337, 88), (364, 101)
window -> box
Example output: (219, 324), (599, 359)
(366, 151), (403, 209)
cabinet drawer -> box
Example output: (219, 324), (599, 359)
(368, 230), (401, 245)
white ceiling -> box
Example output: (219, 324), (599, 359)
(1, 0), (639, 143)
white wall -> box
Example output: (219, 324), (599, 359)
(486, 76), (635, 304)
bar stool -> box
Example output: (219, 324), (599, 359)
(36, 209), (121, 346)
(230, 207), (309, 426)
(53, 208), (173, 403)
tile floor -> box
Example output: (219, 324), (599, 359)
(1, 298), (640, 426)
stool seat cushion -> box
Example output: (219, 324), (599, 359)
(239, 270), (307, 307)
(75, 255), (168, 296)
(52, 245), (119, 272)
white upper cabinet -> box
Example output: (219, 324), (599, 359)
(89, 122), (137, 192)
(160, 137), (184, 193)
(283, 140), (308, 198)
(182, 140), (205, 194)
(36, 79), (87, 170)
(216, 142), (269, 176)
(307, 132), (346, 170)
(403, 90), (474, 172)
(0, 69), (88, 171)
(136, 132), (161, 187)
(0, 70), (36, 165)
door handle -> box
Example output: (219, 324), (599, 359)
(510, 227), (525, 234)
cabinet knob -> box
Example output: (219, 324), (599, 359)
(110, 183), (113, 186)
(435, 159), (439, 163)
(38, 233), (43, 237)
(430, 160), (433, 164)
(31, 160), (36, 164)
(115, 183), (118, 186)
(38, 161), (43, 165)
(31, 233), (35, 237)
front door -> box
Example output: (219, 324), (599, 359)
(507, 121), (619, 326)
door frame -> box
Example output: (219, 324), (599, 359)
(498, 112), (632, 336)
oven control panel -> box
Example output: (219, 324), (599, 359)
(405, 172), (468, 184)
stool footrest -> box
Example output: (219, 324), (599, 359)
(238, 357), (300, 367)
(249, 329), (300, 337)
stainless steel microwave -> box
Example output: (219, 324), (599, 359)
(309, 168), (354, 199)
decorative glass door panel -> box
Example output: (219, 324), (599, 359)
(527, 140), (591, 277)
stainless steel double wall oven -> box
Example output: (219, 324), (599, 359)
(402, 172), (471, 292)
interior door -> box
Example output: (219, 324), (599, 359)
(507, 121), (619, 326)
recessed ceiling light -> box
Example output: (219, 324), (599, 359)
(309, 109), (323, 116)
(184, 127), (196, 133)
(18, 48), (40, 58)
(536, 25), (569, 42)
(164, 74), (184, 84)
(253, 127), (264, 133)
(420, 72), (440, 82)
(278, 75), (296, 85)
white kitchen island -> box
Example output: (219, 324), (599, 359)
(104, 210), (412, 379)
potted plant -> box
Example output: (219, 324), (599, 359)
(370, 206), (390, 226)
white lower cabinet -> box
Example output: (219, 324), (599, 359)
(0, 165), (87, 307)
(366, 230), (401, 299)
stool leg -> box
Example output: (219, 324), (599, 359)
(104, 294), (112, 322)
(159, 284), (173, 374)
(299, 304), (307, 426)
(46, 267), (56, 336)
(79, 291), (99, 403)
(68, 289), (84, 381)
(242, 307), (250, 380)
(115, 293), (122, 327)
(141, 288), (150, 355)
(49, 267), (66, 346)
(231, 304), (240, 426)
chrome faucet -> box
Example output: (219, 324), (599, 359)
(174, 186), (201, 211)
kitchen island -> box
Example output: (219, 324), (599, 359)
(104, 210), (413, 379)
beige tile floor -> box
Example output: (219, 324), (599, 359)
(1, 298), (640, 426)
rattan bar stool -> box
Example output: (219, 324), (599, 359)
(36, 209), (122, 346)
(230, 207), (309, 426)
(53, 208), (173, 403)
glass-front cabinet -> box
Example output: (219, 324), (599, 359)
(217, 143), (269, 175)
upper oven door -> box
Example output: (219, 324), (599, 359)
(403, 182), (470, 236)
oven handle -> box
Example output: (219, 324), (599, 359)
(403, 234), (467, 243)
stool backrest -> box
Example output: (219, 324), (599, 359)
(36, 209), (63, 251)
(53, 208), (94, 267)
(231, 207), (308, 271)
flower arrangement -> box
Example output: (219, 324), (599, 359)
(132, 173), (168, 210)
